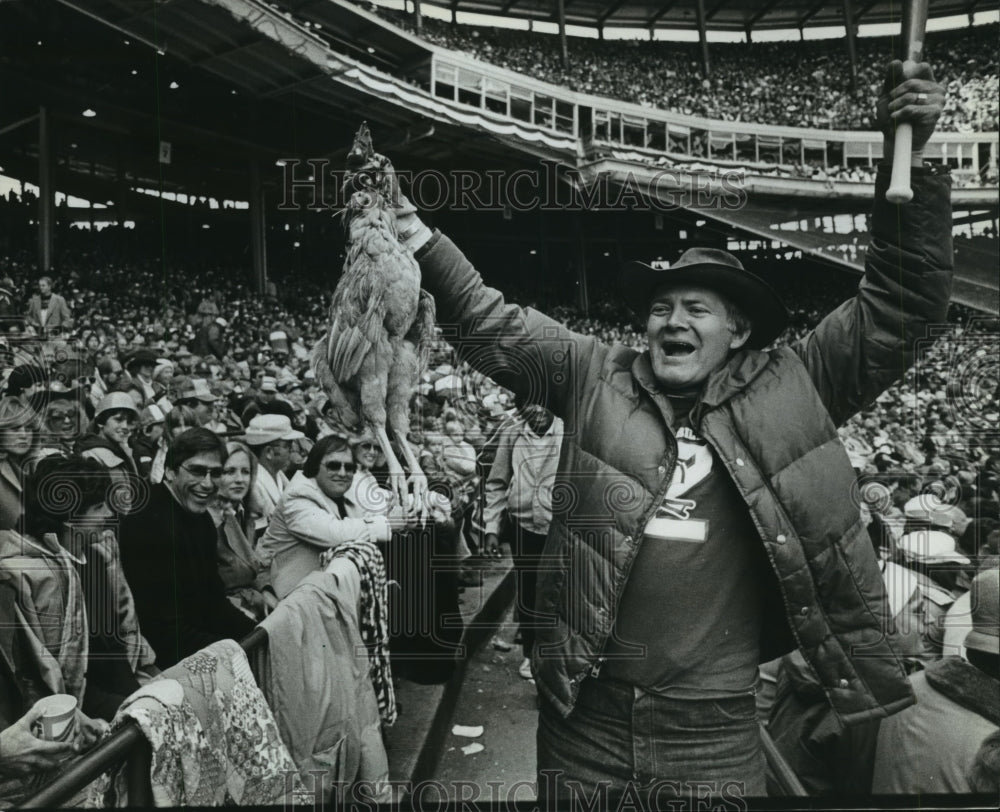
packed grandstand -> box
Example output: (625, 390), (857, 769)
(1, 0), (998, 806)
(378, 9), (999, 134)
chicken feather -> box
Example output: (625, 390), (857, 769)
(312, 122), (436, 516)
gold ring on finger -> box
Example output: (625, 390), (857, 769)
(916, 92), (928, 103)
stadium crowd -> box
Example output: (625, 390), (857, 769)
(0, 206), (997, 799)
(379, 10), (999, 134)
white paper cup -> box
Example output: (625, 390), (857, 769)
(32, 694), (78, 741)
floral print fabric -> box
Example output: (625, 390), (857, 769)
(94, 639), (298, 807)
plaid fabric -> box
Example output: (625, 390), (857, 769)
(328, 540), (396, 725)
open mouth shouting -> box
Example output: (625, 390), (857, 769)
(660, 339), (697, 359)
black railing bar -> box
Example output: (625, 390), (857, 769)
(19, 626), (272, 809)
(759, 722), (808, 797)
(241, 625), (268, 653)
(17, 722), (146, 809)
(125, 735), (153, 807)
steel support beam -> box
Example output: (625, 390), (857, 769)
(597, 0), (630, 26)
(646, 1), (677, 29)
(853, 0), (880, 23)
(557, 0), (568, 69)
(37, 105), (53, 273)
(747, 0), (780, 30)
(797, 0), (828, 29)
(250, 160), (267, 295)
(842, 0), (858, 93)
(695, 0), (710, 78)
(0, 113), (41, 139)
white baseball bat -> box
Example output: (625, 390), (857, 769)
(886, 0), (930, 204)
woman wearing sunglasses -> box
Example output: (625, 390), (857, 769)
(346, 428), (454, 528)
(346, 429), (464, 684)
(28, 388), (90, 469)
(256, 434), (414, 601)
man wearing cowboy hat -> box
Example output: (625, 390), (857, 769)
(123, 348), (161, 403)
(243, 414), (304, 538)
(371, 61), (952, 800)
(191, 300), (227, 359)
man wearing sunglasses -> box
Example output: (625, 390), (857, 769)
(118, 427), (256, 668)
(257, 434), (413, 601)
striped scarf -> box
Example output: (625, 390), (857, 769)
(328, 540), (396, 725)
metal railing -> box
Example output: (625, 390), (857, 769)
(17, 628), (270, 809)
(18, 601), (807, 805)
(760, 722), (808, 797)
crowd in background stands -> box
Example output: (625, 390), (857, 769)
(618, 151), (885, 186)
(628, 152), (996, 188)
(0, 231), (994, 542)
(0, 219), (997, 794)
(377, 9), (999, 134)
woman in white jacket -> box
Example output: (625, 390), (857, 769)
(256, 434), (412, 600)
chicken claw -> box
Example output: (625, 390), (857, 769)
(408, 472), (429, 527)
(388, 471), (410, 518)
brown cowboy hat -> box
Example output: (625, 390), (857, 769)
(620, 247), (788, 349)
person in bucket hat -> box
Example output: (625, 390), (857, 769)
(75, 392), (141, 503)
(377, 60), (953, 800)
(243, 415), (303, 537)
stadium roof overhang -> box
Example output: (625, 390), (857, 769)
(0, 0), (567, 213)
(416, 0), (999, 33)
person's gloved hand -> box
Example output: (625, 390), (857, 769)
(876, 60), (944, 157)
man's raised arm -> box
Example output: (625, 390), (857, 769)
(392, 191), (604, 422)
(792, 61), (953, 427)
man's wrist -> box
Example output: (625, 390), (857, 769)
(398, 214), (432, 253)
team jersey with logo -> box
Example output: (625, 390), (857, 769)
(602, 398), (768, 698)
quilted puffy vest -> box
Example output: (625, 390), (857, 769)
(532, 344), (913, 727)
(418, 166), (951, 727)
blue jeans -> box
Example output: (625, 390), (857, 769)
(537, 677), (766, 809)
